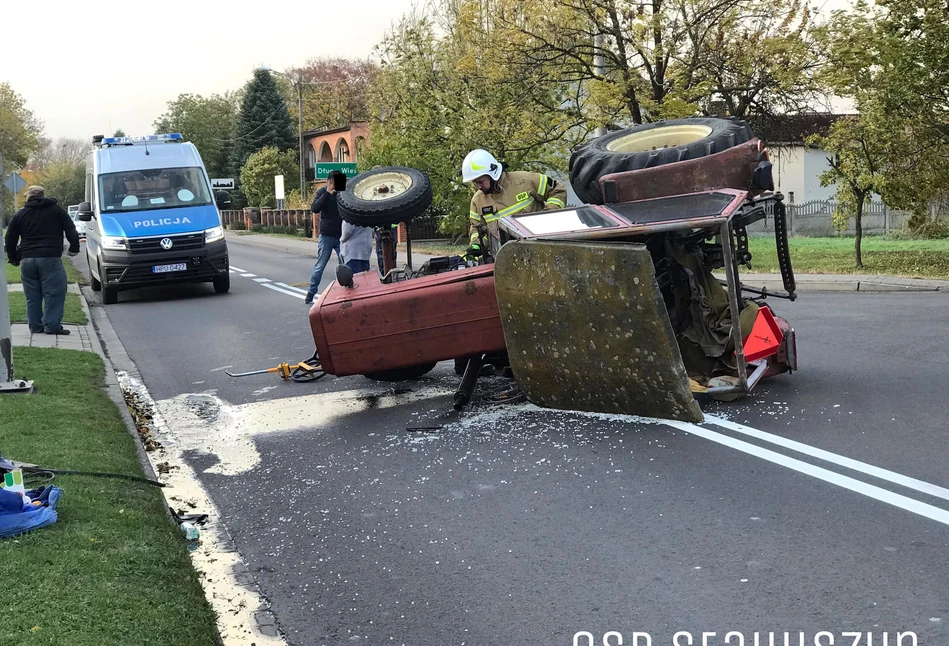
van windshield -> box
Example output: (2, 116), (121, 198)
(98, 167), (212, 212)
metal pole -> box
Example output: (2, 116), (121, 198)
(0, 154), (4, 228)
(721, 219), (748, 391)
(405, 223), (413, 271)
(594, 32), (607, 138)
(0, 154), (34, 392)
(298, 73), (306, 202)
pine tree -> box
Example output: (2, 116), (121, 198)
(230, 70), (296, 176)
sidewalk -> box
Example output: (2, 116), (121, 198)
(729, 273), (949, 292)
(227, 232), (949, 292)
(6, 282), (95, 351)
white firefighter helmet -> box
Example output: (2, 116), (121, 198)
(461, 149), (502, 183)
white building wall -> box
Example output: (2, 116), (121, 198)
(769, 145), (807, 204)
(769, 144), (839, 203)
(803, 147), (838, 201)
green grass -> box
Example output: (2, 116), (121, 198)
(7, 292), (87, 325)
(6, 258), (85, 285)
(401, 242), (467, 256)
(406, 238), (949, 279)
(747, 236), (949, 279)
(0, 348), (218, 645)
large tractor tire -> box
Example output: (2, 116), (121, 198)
(337, 167), (433, 227)
(569, 117), (755, 204)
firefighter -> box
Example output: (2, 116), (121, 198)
(461, 149), (568, 259)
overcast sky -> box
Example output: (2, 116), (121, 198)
(7, 0), (854, 142)
(5, 0), (421, 141)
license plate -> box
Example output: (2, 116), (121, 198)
(152, 263), (187, 274)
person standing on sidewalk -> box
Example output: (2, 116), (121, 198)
(341, 219), (372, 274)
(305, 170), (346, 305)
(3, 186), (80, 335)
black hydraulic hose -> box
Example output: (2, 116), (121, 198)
(453, 355), (484, 410)
(21, 466), (165, 487)
(772, 199), (797, 299)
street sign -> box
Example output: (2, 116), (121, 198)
(3, 172), (26, 194)
(211, 178), (235, 190)
(274, 175), (285, 200)
(314, 163), (358, 180)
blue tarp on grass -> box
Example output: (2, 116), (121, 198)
(0, 485), (62, 538)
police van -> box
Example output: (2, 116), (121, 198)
(76, 133), (231, 304)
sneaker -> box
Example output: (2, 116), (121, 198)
(304, 292), (314, 305)
(29, 325), (44, 333)
(45, 327), (71, 336)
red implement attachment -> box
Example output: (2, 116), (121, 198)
(743, 306), (784, 362)
(309, 266), (506, 377)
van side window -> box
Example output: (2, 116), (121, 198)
(85, 171), (96, 211)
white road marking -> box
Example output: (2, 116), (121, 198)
(275, 282), (309, 295)
(705, 415), (949, 503)
(228, 265), (246, 272)
(666, 419), (949, 528)
(262, 283), (305, 299)
(229, 265), (307, 301)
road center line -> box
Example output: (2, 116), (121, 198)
(665, 419), (949, 528)
(705, 415), (949, 503)
(275, 282), (309, 295)
(262, 283), (305, 299)
(240, 273), (256, 278)
(228, 265), (246, 273)
(253, 277), (271, 283)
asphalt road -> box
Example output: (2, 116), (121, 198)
(76, 241), (949, 646)
(74, 237), (349, 404)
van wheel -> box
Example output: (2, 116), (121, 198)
(212, 274), (230, 294)
(89, 254), (101, 292)
(102, 286), (118, 305)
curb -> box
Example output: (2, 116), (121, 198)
(79, 288), (159, 484)
(732, 277), (947, 293)
(72, 270), (287, 645)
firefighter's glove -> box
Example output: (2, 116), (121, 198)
(464, 244), (483, 260)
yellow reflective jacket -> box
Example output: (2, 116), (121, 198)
(468, 171), (568, 245)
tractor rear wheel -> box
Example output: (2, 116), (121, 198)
(569, 117), (755, 204)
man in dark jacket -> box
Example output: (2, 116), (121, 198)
(305, 170), (346, 305)
(4, 186), (80, 335)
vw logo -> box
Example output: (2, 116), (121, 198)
(160, 238), (174, 250)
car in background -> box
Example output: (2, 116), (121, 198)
(67, 204), (87, 239)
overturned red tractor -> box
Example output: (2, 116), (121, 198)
(307, 117), (798, 423)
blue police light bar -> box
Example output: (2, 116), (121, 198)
(96, 133), (184, 147)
